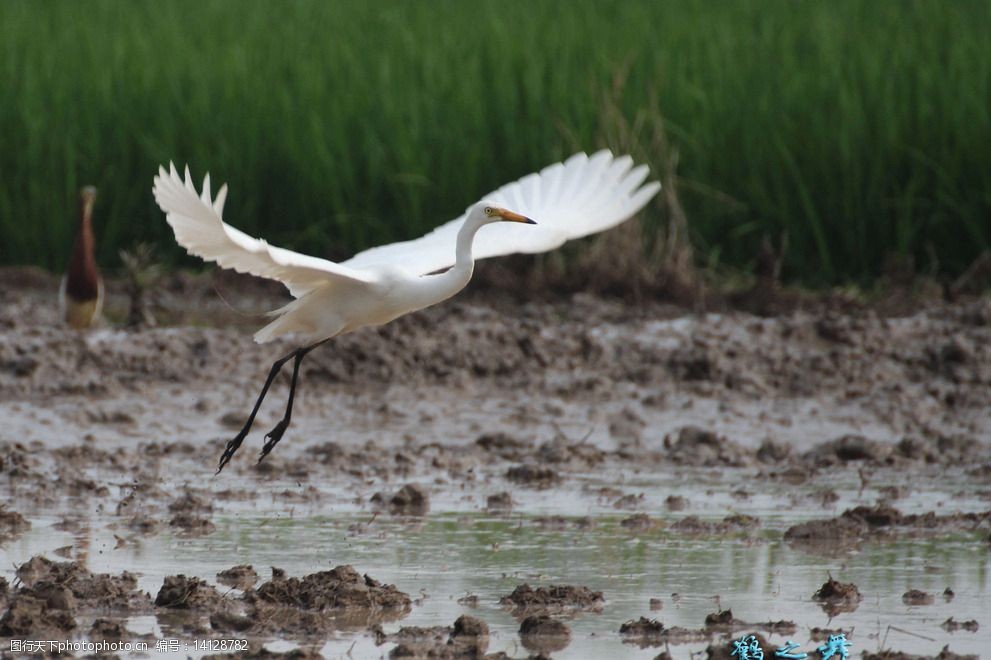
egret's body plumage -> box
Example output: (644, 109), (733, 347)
(152, 150), (660, 470)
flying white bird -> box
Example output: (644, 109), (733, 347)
(153, 150), (660, 472)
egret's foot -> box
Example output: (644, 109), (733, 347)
(259, 419), (290, 463)
(217, 429), (249, 474)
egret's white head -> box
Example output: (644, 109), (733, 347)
(471, 200), (537, 226)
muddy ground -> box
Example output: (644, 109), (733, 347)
(0, 267), (989, 659)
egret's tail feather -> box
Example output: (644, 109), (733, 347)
(253, 305), (298, 343)
(252, 293), (340, 344)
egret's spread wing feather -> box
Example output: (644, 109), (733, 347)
(153, 164), (374, 297)
(342, 149), (661, 275)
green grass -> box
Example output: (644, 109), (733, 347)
(1, 0), (988, 285)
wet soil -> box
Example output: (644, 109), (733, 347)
(499, 585), (605, 616)
(1, 269), (990, 657)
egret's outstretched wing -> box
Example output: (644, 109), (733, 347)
(343, 150), (661, 275)
(153, 164), (375, 297)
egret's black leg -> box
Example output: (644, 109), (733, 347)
(217, 348), (298, 474)
(258, 344), (316, 463)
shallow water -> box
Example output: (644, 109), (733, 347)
(2, 291), (990, 658)
(2, 463), (987, 659)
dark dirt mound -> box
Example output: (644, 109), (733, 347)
(371, 484), (430, 516)
(169, 512), (217, 535)
(619, 616), (710, 647)
(89, 617), (142, 642)
(801, 434), (893, 466)
(619, 617), (665, 648)
(784, 516), (869, 552)
(505, 464), (561, 488)
(620, 513), (656, 531)
(518, 615), (571, 654)
(0, 594), (76, 637)
(380, 614), (490, 658)
(812, 576), (862, 616)
(669, 514), (760, 536)
(252, 565), (411, 614)
(785, 505), (991, 553)
(485, 492), (513, 512)
(14, 555), (150, 611)
(217, 565), (260, 590)
(0, 556), (150, 637)
(476, 433), (528, 461)
(902, 589), (934, 606)
(664, 426), (751, 467)
(703, 609), (746, 631)
(941, 618), (979, 632)
(535, 437), (606, 468)
(169, 489), (215, 513)
(155, 575), (227, 610)
(0, 506), (30, 542)
(499, 584), (604, 615)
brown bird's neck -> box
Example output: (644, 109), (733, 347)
(66, 196), (100, 300)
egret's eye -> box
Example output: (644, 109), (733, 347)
(484, 207), (493, 215)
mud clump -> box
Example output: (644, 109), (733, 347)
(14, 555), (149, 612)
(619, 617), (664, 648)
(90, 617), (133, 642)
(902, 589), (934, 606)
(217, 565), (260, 590)
(620, 513), (656, 531)
(802, 434), (892, 466)
(0, 506), (30, 541)
(485, 492), (513, 512)
(536, 437), (606, 468)
(450, 615), (490, 656)
(0, 594), (76, 637)
(475, 432), (527, 461)
(665, 426), (750, 467)
(785, 505), (991, 553)
(383, 614), (490, 658)
(670, 514), (760, 536)
(941, 617), (979, 632)
(371, 484), (430, 516)
(499, 583), (604, 614)
(756, 439), (792, 464)
(812, 577), (862, 615)
(612, 493), (645, 509)
(155, 575), (227, 610)
(170, 512), (217, 535)
(619, 617), (710, 646)
(703, 609), (746, 631)
(664, 495), (688, 511)
(519, 615), (571, 654)
(169, 490), (215, 514)
(252, 565), (411, 615)
(506, 464), (560, 488)
(0, 556), (149, 637)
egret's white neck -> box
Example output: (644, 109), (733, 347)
(416, 214), (487, 307)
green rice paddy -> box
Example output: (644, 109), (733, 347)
(1, 0), (988, 284)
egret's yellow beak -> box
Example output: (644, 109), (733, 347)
(496, 208), (537, 225)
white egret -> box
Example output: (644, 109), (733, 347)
(60, 186), (103, 329)
(152, 150), (660, 472)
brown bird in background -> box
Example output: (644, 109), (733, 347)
(60, 186), (103, 328)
